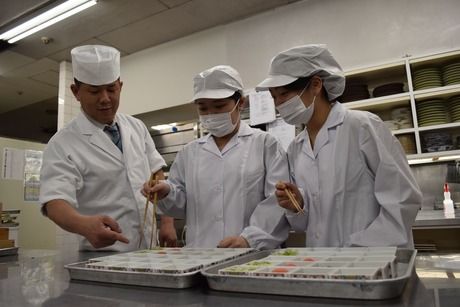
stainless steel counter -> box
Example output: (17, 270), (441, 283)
(1, 249), (459, 307)
(414, 209), (460, 228)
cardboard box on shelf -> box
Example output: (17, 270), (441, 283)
(0, 228), (8, 240)
(0, 239), (14, 248)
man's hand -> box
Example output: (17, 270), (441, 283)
(218, 236), (250, 248)
(159, 216), (177, 247)
(80, 215), (129, 248)
(275, 181), (304, 213)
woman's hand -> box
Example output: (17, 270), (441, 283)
(275, 181), (304, 213)
(218, 236), (250, 248)
(141, 180), (171, 201)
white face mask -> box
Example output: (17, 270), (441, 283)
(200, 100), (240, 137)
(276, 85), (316, 125)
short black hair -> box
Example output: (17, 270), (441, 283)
(73, 78), (82, 88)
(284, 76), (311, 91)
(229, 91), (242, 102)
(284, 76), (331, 101)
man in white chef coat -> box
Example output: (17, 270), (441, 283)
(39, 45), (176, 251)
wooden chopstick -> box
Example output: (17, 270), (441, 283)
(149, 175), (159, 249)
(284, 187), (305, 215)
(139, 172), (155, 248)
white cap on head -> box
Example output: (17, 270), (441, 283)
(193, 65), (243, 101)
(256, 44), (345, 100)
(71, 45), (120, 86)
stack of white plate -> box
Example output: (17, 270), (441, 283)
(442, 62), (460, 86)
(448, 95), (460, 122)
(412, 67), (443, 90)
(391, 107), (412, 129)
(416, 99), (449, 127)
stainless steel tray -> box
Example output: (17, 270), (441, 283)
(202, 248), (417, 300)
(0, 247), (18, 256)
(65, 261), (201, 288)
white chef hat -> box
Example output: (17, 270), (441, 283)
(71, 45), (120, 86)
(256, 44), (345, 100)
(193, 65), (243, 101)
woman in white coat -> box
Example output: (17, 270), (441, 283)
(143, 65), (290, 249)
(256, 44), (422, 248)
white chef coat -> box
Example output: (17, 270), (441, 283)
(39, 111), (166, 251)
(157, 122), (290, 249)
(285, 102), (422, 248)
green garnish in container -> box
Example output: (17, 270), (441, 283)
(275, 249), (298, 256)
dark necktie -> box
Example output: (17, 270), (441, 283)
(104, 124), (123, 152)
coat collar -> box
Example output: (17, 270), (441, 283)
(75, 111), (123, 161)
(295, 102), (346, 158)
(198, 121), (254, 157)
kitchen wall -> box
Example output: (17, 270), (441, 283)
(119, 0), (460, 116)
(411, 163), (460, 210)
(0, 137), (56, 249)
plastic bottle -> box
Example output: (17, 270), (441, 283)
(443, 183), (455, 218)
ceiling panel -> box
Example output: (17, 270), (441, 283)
(0, 50), (35, 74)
(47, 37), (129, 63)
(98, 0), (299, 54)
(0, 0), (53, 27)
(0, 0), (300, 142)
(158, 0), (191, 9)
(0, 77), (56, 113)
(30, 70), (59, 87)
(97, 2), (212, 53)
(3, 57), (58, 78)
(10, 0), (169, 59)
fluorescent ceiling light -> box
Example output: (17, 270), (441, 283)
(0, 0), (97, 43)
(151, 123), (177, 130)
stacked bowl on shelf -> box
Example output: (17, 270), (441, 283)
(390, 107), (412, 129)
(416, 98), (449, 127)
(448, 95), (460, 122)
(373, 83), (405, 97)
(396, 135), (417, 155)
(340, 83), (370, 102)
(421, 132), (454, 153)
(341, 82), (406, 103)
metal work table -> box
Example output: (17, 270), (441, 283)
(1, 249), (459, 307)
(414, 209), (460, 228)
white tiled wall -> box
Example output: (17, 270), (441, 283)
(58, 61), (80, 130)
(56, 61), (80, 254)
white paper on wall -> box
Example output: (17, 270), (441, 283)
(249, 91), (276, 126)
(24, 150), (43, 202)
(2, 148), (25, 180)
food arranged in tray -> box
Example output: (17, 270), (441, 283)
(219, 247), (398, 280)
(85, 247), (253, 274)
(203, 247), (416, 299)
(66, 247), (254, 288)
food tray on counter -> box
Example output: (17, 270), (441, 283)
(0, 247), (18, 257)
(65, 247), (253, 288)
(202, 247), (416, 300)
